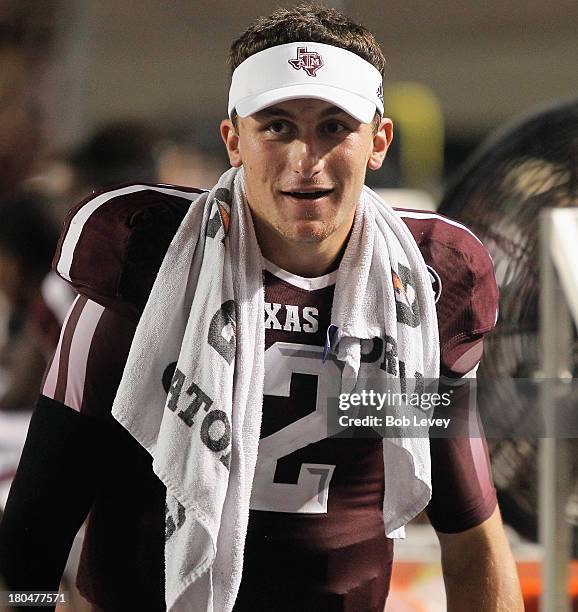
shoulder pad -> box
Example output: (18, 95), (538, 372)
(396, 207), (499, 345)
(53, 183), (205, 318)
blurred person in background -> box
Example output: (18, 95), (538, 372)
(0, 190), (69, 412)
(0, 48), (42, 194)
(40, 120), (225, 221)
(157, 124), (226, 190)
(0, 0), (61, 195)
(62, 120), (161, 210)
(0, 4), (523, 611)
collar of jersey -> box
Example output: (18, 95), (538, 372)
(262, 257), (337, 291)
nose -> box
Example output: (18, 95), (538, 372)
(288, 136), (325, 179)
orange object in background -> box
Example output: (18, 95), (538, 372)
(387, 561), (578, 611)
(517, 561), (578, 612)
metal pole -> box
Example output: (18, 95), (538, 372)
(539, 210), (572, 611)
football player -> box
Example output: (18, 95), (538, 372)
(0, 4), (523, 611)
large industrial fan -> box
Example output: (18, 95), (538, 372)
(438, 98), (578, 549)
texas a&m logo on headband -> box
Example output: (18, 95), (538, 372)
(288, 46), (324, 77)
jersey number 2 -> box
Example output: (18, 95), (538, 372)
(249, 343), (340, 514)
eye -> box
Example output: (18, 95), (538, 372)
(322, 120), (348, 135)
(266, 120), (292, 135)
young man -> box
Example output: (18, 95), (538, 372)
(0, 5), (523, 611)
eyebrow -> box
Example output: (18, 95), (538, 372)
(253, 104), (347, 120)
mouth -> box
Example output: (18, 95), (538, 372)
(280, 189), (334, 200)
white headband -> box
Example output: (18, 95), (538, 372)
(228, 41), (384, 124)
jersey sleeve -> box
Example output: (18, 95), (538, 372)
(425, 372), (498, 533)
(396, 209), (499, 530)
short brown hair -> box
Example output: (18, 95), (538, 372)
(228, 3), (386, 76)
(228, 3), (385, 133)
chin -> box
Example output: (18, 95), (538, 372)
(279, 220), (335, 244)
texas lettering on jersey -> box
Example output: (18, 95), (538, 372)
(264, 302), (319, 333)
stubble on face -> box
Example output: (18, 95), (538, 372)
(269, 199), (355, 245)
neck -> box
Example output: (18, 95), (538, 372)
(253, 219), (352, 278)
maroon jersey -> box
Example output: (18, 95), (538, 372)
(37, 185), (498, 610)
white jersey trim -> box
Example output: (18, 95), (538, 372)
(42, 294), (83, 400)
(395, 209), (483, 246)
(64, 300), (105, 411)
(263, 258), (337, 291)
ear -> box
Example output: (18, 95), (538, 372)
(367, 118), (393, 171)
(220, 119), (242, 168)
